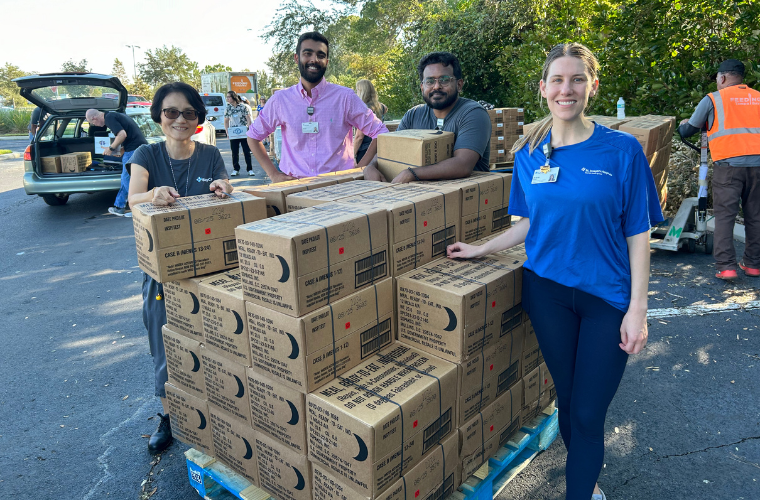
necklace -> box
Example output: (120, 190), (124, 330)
(166, 142), (194, 197)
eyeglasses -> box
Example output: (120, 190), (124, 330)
(162, 108), (199, 120)
(422, 76), (458, 88)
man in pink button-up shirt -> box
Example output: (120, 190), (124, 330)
(247, 31), (388, 182)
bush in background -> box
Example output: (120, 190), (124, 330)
(0, 108), (32, 134)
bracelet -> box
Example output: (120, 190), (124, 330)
(407, 167), (421, 181)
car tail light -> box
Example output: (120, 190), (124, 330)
(24, 145), (31, 161)
(195, 125), (203, 134)
(214, 107), (219, 112)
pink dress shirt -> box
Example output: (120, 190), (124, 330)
(248, 78), (388, 178)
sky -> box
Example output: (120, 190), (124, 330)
(0, 0), (293, 80)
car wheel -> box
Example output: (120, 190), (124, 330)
(41, 193), (69, 206)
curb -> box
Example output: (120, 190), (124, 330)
(0, 152), (22, 161)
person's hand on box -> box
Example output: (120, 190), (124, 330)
(447, 242), (487, 260)
(152, 186), (181, 206)
(270, 171), (297, 183)
(362, 164), (387, 182)
(210, 179), (233, 198)
(391, 168), (415, 184)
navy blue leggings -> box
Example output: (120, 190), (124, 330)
(522, 269), (629, 500)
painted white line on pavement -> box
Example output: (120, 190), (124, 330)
(648, 300), (760, 319)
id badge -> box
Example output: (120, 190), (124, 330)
(302, 122), (319, 134)
(531, 166), (560, 184)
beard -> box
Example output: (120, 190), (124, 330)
(298, 59), (327, 84)
(423, 87), (458, 110)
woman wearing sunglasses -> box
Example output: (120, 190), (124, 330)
(127, 81), (232, 455)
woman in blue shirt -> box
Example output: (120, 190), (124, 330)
(448, 43), (663, 500)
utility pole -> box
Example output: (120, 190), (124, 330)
(126, 45), (141, 81)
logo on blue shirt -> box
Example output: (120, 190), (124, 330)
(581, 167), (612, 177)
(197, 177), (212, 183)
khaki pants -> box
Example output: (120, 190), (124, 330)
(712, 164), (760, 271)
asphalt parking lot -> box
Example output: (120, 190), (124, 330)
(0, 141), (757, 500)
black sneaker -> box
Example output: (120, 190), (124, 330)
(148, 413), (173, 454)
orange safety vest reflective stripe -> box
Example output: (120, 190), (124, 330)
(706, 85), (760, 161)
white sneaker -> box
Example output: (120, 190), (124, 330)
(231, 170), (239, 176)
(592, 488), (607, 500)
(108, 206), (129, 217)
(248, 170), (255, 176)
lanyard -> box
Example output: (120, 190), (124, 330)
(540, 142), (552, 174)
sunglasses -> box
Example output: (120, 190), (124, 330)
(162, 108), (199, 120)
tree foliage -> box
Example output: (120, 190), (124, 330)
(112, 58), (129, 86)
(61, 59), (91, 73)
(0, 63), (30, 108)
(262, 0), (760, 122)
(139, 46), (201, 89)
(202, 64), (233, 74)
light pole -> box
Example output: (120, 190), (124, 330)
(125, 44), (141, 81)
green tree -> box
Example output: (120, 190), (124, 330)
(111, 58), (129, 85)
(256, 70), (272, 97)
(128, 77), (155, 100)
(202, 64), (233, 74)
(139, 46), (201, 89)
(61, 59), (90, 72)
(0, 63), (30, 108)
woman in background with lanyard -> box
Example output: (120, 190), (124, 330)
(225, 91), (255, 176)
(447, 43), (663, 500)
(127, 81), (232, 455)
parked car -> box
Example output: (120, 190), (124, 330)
(14, 73), (216, 206)
(200, 93), (227, 135)
(127, 94), (151, 108)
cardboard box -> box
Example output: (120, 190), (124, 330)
(376, 130), (455, 181)
(60, 152), (92, 173)
(285, 180), (388, 211)
(461, 415), (521, 478)
(460, 205), (511, 243)
(209, 407), (260, 485)
(586, 115), (632, 130)
(132, 192), (267, 282)
(384, 120), (401, 133)
(165, 382), (213, 454)
(200, 346), (251, 425)
(415, 172), (510, 217)
(522, 362), (555, 423)
(312, 432), (459, 500)
(648, 143), (672, 178)
(163, 325), (205, 398)
(247, 278), (394, 393)
(618, 115), (676, 157)
(255, 432), (312, 500)
(236, 204), (389, 317)
(459, 381), (522, 460)
(307, 344), (457, 497)
(318, 167), (365, 182)
(396, 253), (525, 363)
(336, 183), (460, 276)
(197, 269), (250, 365)
(243, 177), (338, 217)
(163, 277), (206, 342)
(247, 369), (307, 454)
(41, 155), (62, 173)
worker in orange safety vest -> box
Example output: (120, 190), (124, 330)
(679, 59), (760, 280)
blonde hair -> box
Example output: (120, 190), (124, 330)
(356, 79), (384, 118)
(511, 43), (600, 155)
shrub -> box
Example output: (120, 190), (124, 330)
(0, 109), (32, 134)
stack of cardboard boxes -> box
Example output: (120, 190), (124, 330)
(140, 169), (556, 499)
(488, 108), (524, 165)
(41, 152), (92, 173)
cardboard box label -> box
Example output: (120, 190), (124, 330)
(165, 383), (213, 454)
(163, 277), (206, 342)
(163, 326), (205, 398)
(255, 433), (312, 500)
(209, 407), (259, 485)
(200, 347), (251, 425)
(198, 269), (251, 365)
(247, 369), (307, 453)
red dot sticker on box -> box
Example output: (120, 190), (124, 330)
(413, 420), (418, 428)
(544, 378), (548, 384)
(492, 301), (496, 308)
(423, 221), (428, 227)
(490, 425), (494, 432)
(415, 491), (420, 498)
(339, 247), (344, 254)
(490, 364), (494, 371)
(205, 228), (211, 235)
(485, 199), (489, 204)
(345, 322), (350, 329)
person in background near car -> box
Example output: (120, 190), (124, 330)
(247, 31), (388, 182)
(678, 59), (760, 280)
(85, 107), (148, 216)
(127, 81), (233, 454)
(28, 106), (45, 142)
(257, 96), (266, 113)
(354, 79), (387, 164)
(363, 51), (491, 183)
(447, 43), (663, 500)
(224, 91), (255, 176)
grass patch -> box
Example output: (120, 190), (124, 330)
(0, 149), (12, 154)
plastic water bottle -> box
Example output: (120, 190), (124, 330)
(616, 97), (625, 119)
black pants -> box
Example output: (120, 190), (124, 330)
(230, 138), (252, 171)
(712, 164), (760, 270)
(522, 269), (629, 500)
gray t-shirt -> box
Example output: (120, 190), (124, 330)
(681, 92), (760, 167)
(398, 97), (492, 172)
(129, 142), (228, 196)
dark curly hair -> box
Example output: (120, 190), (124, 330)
(150, 82), (207, 124)
(417, 52), (462, 82)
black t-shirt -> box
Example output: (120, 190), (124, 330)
(129, 142), (228, 196)
(398, 97), (492, 172)
(30, 107), (44, 127)
(104, 111), (148, 152)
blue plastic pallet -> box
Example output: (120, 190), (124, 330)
(448, 407), (559, 500)
(185, 448), (273, 500)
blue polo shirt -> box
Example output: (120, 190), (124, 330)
(508, 123), (664, 311)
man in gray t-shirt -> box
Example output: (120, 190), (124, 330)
(364, 51), (491, 183)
